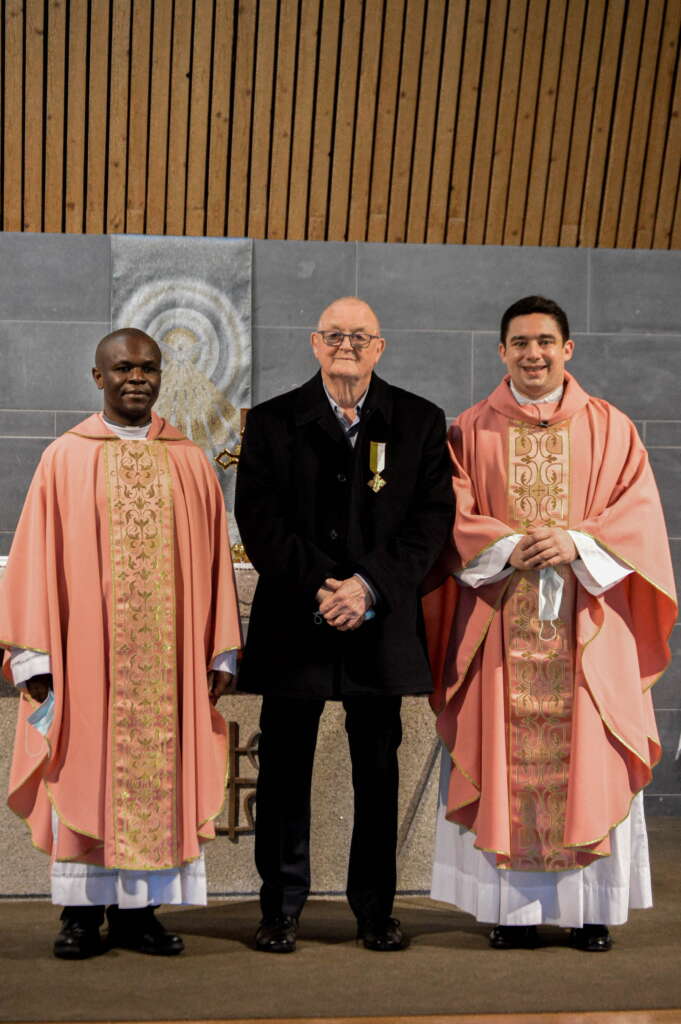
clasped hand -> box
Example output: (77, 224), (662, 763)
(509, 526), (577, 570)
(316, 576), (372, 632)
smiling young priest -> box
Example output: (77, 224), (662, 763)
(1, 329), (241, 958)
(424, 295), (676, 952)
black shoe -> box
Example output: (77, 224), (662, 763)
(54, 907), (105, 960)
(489, 924), (538, 949)
(570, 924), (612, 952)
(357, 916), (407, 951)
(254, 914), (298, 953)
(106, 906), (185, 956)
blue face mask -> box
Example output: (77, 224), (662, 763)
(28, 690), (55, 736)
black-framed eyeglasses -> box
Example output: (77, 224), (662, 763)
(317, 330), (381, 349)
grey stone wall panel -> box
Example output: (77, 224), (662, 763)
(253, 240), (356, 327)
(0, 438), (52, 531)
(0, 232), (111, 322)
(357, 243), (589, 332)
(646, 422), (681, 447)
(569, 334), (681, 420)
(654, 624), (680, 711)
(0, 411), (55, 437)
(253, 326), (319, 405)
(379, 331), (472, 416)
(648, 708), (681, 795)
(590, 249), (681, 333)
(0, 321), (109, 410)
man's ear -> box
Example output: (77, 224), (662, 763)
(92, 367), (104, 389)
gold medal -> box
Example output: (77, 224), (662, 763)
(368, 441), (386, 492)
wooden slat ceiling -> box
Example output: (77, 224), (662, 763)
(1, 0), (680, 246)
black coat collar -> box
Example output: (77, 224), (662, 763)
(294, 371), (393, 429)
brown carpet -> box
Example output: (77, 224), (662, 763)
(1, 817), (680, 1022)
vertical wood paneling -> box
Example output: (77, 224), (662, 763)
(44, 0), (67, 233)
(426, 0), (466, 243)
(307, 0), (342, 240)
(635, 1), (681, 248)
(616, 0), (666, 248)
(597, 0), (647, 247)
(653, 56), (681, 249)
(504, 0), (548, 245)
(24, 0), (45, 231)
(206, 0), (235, 237)
(346, 0), (383, 241)
(521, 0), (566, 245)
(66, 0), (90, 233)
(579, 0), (627, 247)
(485, 0), (528, 245)
(186, 0), (215, 236)
(248, 0), (278, 238)
(286, 0), (320, 239)
(446, 0), (486, 243)
(466, 0), (508, 244)
(386, 0), (426, 243)
(540, 0), (587, 246)
(166, 0), (194, 235)
(327, 0), (363, 241)
(107, 0), (132, 233)
(405, 0), (447, 243)
(4, 1), (24, 232)
(85, 0), (110, 234)
(146, 0), (173, 234)
(559, 0), (607, 246)
(367, 0), (405, 242)
(2, 0), (680, 249)
(126, 0), (153, 235)
(267, 0), (299, 239)
(228, 0), (257, 237)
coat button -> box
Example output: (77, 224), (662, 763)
(329, 529), (339, 541)
(336, 472), (347, 483)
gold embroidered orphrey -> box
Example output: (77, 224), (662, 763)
(104, 440), (179, 870)
(504, 420), (578, 871)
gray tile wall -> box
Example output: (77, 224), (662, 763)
(0, 234), (679, 811)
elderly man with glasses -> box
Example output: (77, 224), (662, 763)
(235, 296), (453, 954)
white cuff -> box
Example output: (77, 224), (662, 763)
(10, 648), (52, 687)
(210, 650), (237, 676)
(456, 535), (521, 587)
(568, 531), (633, 595)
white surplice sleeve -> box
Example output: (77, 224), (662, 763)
(567, 530), (634, 595)
(210, 650), (237, 675)
(9, 648), (51, 688)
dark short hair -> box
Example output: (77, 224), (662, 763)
(500, 296), (570, 347)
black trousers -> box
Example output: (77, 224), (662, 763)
(255, 693), (403, 925)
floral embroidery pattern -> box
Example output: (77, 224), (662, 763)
(105, 441), (178, 869)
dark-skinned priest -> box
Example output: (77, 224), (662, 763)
(1, 329), (241, 959)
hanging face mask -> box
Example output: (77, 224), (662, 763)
(27, 690), (55, 736)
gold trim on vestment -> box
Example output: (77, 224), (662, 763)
(0, 639), (51, 656)
(505, 420), (577, 871)
(104, 440), (179, 870)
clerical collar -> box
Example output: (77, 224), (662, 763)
(100, 412), (151, 440)
(509, 380), (564, 406)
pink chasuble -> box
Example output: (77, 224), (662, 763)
(423, 373), (677, 871)
(2, 413), (242, 870)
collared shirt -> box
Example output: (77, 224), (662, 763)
(321, 381), (375, 608)
(322, 381), (369, 448)
(509, 380), (564, 406)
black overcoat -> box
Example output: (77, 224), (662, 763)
(234, 371), (454, 698)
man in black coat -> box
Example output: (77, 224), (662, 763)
(235, 296), (453, 953)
